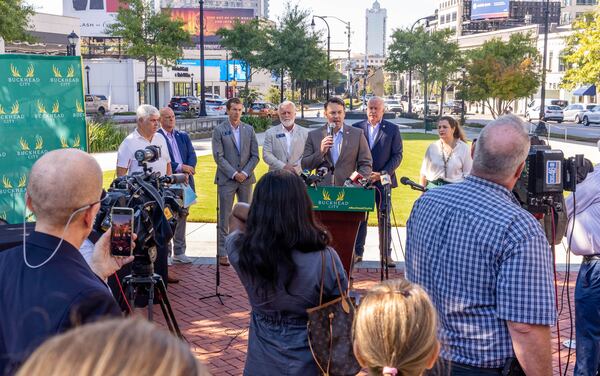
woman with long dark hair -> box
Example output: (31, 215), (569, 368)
(225, 170), (347, 376)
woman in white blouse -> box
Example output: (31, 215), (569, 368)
(420, 116), (472, 189)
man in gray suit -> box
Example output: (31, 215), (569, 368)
(212, 98), (259, 266)
(262, 101), (308, 174)
(302, 97), (372, 186)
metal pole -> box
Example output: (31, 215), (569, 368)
(407, 14), (436, 114)
(460, 68), (466, 125)
(153, 55), (159, 108)
(199, 0), (207, 116)
(191, 74), (194, 96)
(424, 70), (429, 132)
(535, 0), (550, 136)
(280, 68), (284, 103)
(225, 51), (229, 98)
(85, 67), (90, 95)
(313, 16), (331, 100)
(348, 22), (353, 111)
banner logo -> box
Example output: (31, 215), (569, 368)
(335, 190), (345, 201)
(34, 100), (64, 120)
(2, 175), (26, 189)
(50, 65), (80, 86)
(73, 99), (85, 119)
(52, 100), (60, 113)
(0, 211), (6, 222)
(0, 101), (24, 124)
(60, 134), (81, 148)
(75, 100), (84, 113)
(19, 135), (44, 151)
(8, 63), (40, 86)
(17, 135), (47, 159)
(322, 190), (331, 201)
(317, 188), (349, 209)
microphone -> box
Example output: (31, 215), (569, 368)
(327, 123), (334, 136)
(380, 170), (391, 186)
(161, 173), (187, 184)
(400, 176), (427, 192)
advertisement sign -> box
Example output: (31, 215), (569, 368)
(63, 0), (123, 36)
(169, 8), (255, 43)
(471, 0), (509, 21)
(0, 55), (87, 224)
(177, 59), (249, 81)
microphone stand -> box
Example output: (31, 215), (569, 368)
(379, 172), (392, 281)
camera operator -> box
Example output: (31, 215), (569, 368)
(0, 149), (133, 375)
(565, 154), (599, 376)
(116, 104), (173, 283)
(406, 115), (556, 376)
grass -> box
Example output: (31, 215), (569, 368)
(102, 132), (439, 227)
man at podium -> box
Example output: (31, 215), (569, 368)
(302, 97), (372, 186)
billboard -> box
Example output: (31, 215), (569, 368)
(0, 55), (88, 224)
(168, 8), (255, 44)
(471, 0), (509, 21)
(177, 59), (249, 81)
(63, 0), (125, 37)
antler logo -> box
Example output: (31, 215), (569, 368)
(60, 134), (81, 148)
(66, 66), (75, 78)
(26, 64), (35, 78)
(19, 137), (30, 151)
(322, 189), (331, 201)
(34, 135), (43, 150)
(0, 212), (6, 221)
(2, 176), (13, 189)
(36, 100), (47, 114)
(52, 100), (60, 113)
(10, 64), (21, 78)
(75, 100), (83, 113)
(0, 105), (5, 115)
(335, 190), (345, 202)
(52, 65), (62, 78)
(17, 175), (27, 188)
(10, 101), (19, 115)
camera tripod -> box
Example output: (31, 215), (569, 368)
(122, 273), (183, 339)
(378, 183), (392, 281)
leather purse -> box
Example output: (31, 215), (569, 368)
(306, 249), (361, 376)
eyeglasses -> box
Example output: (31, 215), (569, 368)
(72, 189), (108, 214)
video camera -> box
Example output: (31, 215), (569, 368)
(94, 145), (186, 277)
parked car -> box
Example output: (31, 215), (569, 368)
(563, 103), (598, 123)
(168, 96), (200, 114)
(581, 105), (600, 126)
(204, 93), (224, 101)
(383, 99), (403, 113)
(526, 105), (564, 123)
(414, 100), (439, 116)
(247, 101), (277, 118)
(442, 100), (464, 115)
(85, 94), (109, 115)
(205, 98), (227, 116)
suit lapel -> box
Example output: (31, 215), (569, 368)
(337, 124), (351, 162)
(372, 122), (385, 149)
(226, 120), (240, 154)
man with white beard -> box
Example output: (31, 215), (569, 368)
(262, 101), (309, 174)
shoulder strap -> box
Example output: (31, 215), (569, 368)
(319, 249), (326, 306)
(327, 248), (346, 299)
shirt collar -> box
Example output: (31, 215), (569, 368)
(27, 231), (81, 256)
(368, 120), (381, 128)
(465, 175), (520, 205)
(282, 124), (295, 133)
(162, 127), (175, 136)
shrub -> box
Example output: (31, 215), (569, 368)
(241, 115), (272, 132)
(88, 120), (127, 153)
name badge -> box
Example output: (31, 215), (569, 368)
(276, 133), (286, 138)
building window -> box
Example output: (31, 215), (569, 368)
(548, 51), (553, 72)
(576, 0), (596, 4)
(558, 51), (567, 72)
(173, 82), (191, 96)
(452, 12), (457, 21)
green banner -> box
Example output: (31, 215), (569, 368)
(307, 186), (375, 212)
(0, 54), (87, 224)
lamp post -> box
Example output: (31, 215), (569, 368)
(198, 0), (207, 116)
(408, 11), (438, 114)
(459, 67), (466, 125)
(66, 31), (79, 56)
(311, 16), (331, 100)
(535, 0), (550, 136)
(322, 16), (351, 109)
(85, 65), (90, 95)
(190, 73), (195, 96)
(225, 51), (230, 99)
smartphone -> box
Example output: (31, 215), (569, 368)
(110, 207), (134, 257)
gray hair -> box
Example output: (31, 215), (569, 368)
(136, 104), (160, 121)
(472, 114), (530, 181)
(367, 96), (385, 107)
(278, 100), (296, 111)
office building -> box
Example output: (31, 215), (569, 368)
(366, 0), (387, 56)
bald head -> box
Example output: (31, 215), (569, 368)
(159, 107), (176, 132)
(27, 149), (103, 227)
(472, 115), (530, 184)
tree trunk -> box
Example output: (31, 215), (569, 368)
(440, 81), (446, 116)
(143, 59), (149, 105)
(301, 81), (305, 119)
(291, 79), (296, 102)
(244, 62), (250, 93)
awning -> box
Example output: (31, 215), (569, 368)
(573, 84), (596, 96)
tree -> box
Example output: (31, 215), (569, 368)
(217, 18), (270, 93)
(460, 33), (539, 118)
(561, 10), (600, 89)
(0, 0), (35, 43)
(106, 0), (191, 104)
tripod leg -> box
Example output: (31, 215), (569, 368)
(157, 277), (183, 338)
(147, 282), (154, 321)
(126, 279), (136, 313)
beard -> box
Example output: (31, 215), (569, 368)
(281, 119), (294, 128)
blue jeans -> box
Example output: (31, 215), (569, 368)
(575, 259), (600, 376)
(354, 184), (391, 258)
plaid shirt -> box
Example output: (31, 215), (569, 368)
(406, 175), (556, 368)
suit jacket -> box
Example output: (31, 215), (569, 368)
(301, 124), (372, 186)
(157, 128), (198, 192)
(0, 232), (121, 374)
(353, 119), (403, 188)
(212, 119), (259, 186)
(262, 123), (309, 174)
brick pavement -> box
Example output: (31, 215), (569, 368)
(152, 264), (579, 376)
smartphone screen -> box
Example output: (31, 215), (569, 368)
(110, 207), (134, 257)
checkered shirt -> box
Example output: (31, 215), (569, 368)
(406, 175), (556, 368)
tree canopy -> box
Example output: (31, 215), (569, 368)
(561, 10), (600, 89)
(0, 0), (34, 43)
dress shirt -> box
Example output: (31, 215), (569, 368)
(163, 130), (184, 172)
(283, 125), (294, 155)
(367, 121), (380, 149)
(116, 129), (171, 175)
(231, 124), (241, 152)
(566, 167), (600, 256)
(331, 125), (344, 166)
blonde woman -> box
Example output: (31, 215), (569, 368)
(420, 116), (472, 189)
(17, 318), (210, 376)
(353, 279), (439, 376)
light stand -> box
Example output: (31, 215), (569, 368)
(379, 172), (392, 281)
(407, 12), (437, 114)
(535, 0), (550, 137)
(66, 30), (79, 56)
(311, 16), (331, 100)
(85, 65), (91, 95)
(198, 0), (207, 116)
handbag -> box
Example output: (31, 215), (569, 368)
(306, 248), (361, 376)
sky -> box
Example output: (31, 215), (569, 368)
(27, 0), (437, 56)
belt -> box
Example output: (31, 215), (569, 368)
(583, 255), (600, 262)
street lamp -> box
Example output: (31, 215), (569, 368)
(408, 11), (438, 114)
(66, 31), (79, 56)
(198, 0), (207, 116)
(85, 65), (90, 95)
(459, 67), (466, 125)
(191, 73), (195, 96)
(311, 16), (331, 100)
(322, 16), (352, 110)
(535, 0), (550, 137)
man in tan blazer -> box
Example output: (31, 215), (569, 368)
(302, 97), (372, 186)
(262, 101), (308, 174)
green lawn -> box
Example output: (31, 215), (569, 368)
(102, 132), (438, 226)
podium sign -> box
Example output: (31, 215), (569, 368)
(0, 54), (87, 224)
(307, 186), (375, 212)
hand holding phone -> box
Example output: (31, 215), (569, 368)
(110, 207), (134, 257)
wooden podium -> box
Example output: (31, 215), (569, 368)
(307, 186), (375, 276)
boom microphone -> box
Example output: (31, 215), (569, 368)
(161, 174), (187, 184)
(400, 176), (427, 192)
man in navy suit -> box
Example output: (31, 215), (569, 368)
(0, 149), (132, 375)
(353, 96), (403, 266)
(158, 107), (197, 267)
